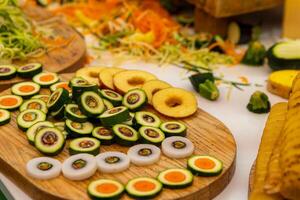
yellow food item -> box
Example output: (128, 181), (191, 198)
(267, 70), (299, 99)
(152, 87), (197, 118)
(76, 66), (106, 85)
(291, 73), (300, 93)
(249, 103), (287, 200)
(141, 80), (171, 104)
(99, 67), (125, 90)
(113, 70), (157, 94)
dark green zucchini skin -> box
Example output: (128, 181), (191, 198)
(47, 88), (69, 112)
(0, 118), (10, 126)
(17, 64), (42, 78)
(126, 190), (162, 200)
(160, 181), (193, 189)
(72, 84), (98, 101)
(69, 147), (99, 156)
(51, 106), (65, 120)
(65, 125), (92, 138)
(187, 165), (222, 177)
(0, 73), (16, 80)
(87, 191), (124, 200)
(115, 137), (137, 147)
(267, 44), (300, 70)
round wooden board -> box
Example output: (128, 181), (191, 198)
(0, 73), (236, 200)
(0, 6), (86, 91)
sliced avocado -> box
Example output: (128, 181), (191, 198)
(69, 137), (100, 156)
(122, 89), (147, 111)
(139, 126), (165, 146)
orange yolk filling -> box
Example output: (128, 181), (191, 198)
(133, 181), (155, 192)
(19, 85), (35, 93)
(40, 74), (55, 82)
(0, 97), (17, 106)
(195, 158), (216, 170)
(56, 83), (70, 91)
(164, 171), (186, 183)
(96, 183), (118, 194)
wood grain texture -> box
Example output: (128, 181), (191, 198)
(0, 6), (86, 91)
(0, 73), (236, 200)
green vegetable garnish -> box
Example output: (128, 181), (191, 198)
(198, 80), (220, 101)
(247, 91), (271, 114)
(242, 41), (266, 66)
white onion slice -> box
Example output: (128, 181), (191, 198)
(162, 136), (194, 159)
(96, 151), (130, 173)
(127, 144), (161, 166)
(26, 157), (61, 180)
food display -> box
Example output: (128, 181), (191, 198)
(26, 157), (62, 180)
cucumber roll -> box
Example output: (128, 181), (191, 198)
(65, 119), (93, 138)
(0, 109), (10, 126)
(99, 106), (129, 127)
(69, 137), (100, 156)
(78, 91), (105, 117)
(95, 152), (130, 173)
(161, 136), (194, 159)
(11, 82), (40, 99)
(92, 127), (114, 145)
(135, 111), (161, 128)
(26, 121), (54, 145)
(33, 72), (59, 87)
(47, 88), (69, 112)
(62, 153), (97, 181)
(65, 104), (88, 122)
(32, 94), (50, 103)
(126, 177), (162, 199)
(112, 124), (139, 146)
(160, 121), (187, 137)
(17, 63), (42, 78)
(139, 126), (165, 146)
(26, 157), (61, 180)
(17, 109), (46, 131)
(157, 168), (193, 189)
(99, 89), (123, 106)
(122, 89), (147, 111)
(127, 144), (161, 166)
(0, 65), (16, 80)
(88, 179), (124, 200)
(187, 155), (223, 177)
(20, 99), (47, 113)
(0, 95), (23, 110)
(34, 127), (65, 156)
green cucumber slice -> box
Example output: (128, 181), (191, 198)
(99, 89), (123, 106)
(103, 99), (114, 111)
(26, 121), (54, 145)
(0, 109), (10, 126)
(34, 127), (65, 156)
(122, 89), (147, 111)
(54, 122), (68, 139)
(0, 65), (17, 80)
(47, 88), (69, 112)
(78, 91), (105, 117)
(17, 63), (42, 78)
(20, 99), (47, 113)
(65, 119), (94, 138)
(88, 179), (124, 200)
(160, 121), (187, 137)
(139, 126), (165, 146)
(123, 112), (135, 126)
(126, 177), (162, 199)
(17, 109), (46, 131)
(11, 82), (40, 99)
(69, 77), (89, 87)
(99, 106), (129, 127)
(0, 95), (23, 110)
(32, 94), (50, 103)
(33, 72), (59, 87)
(69, 137), (100, 155)
(112, 124), (139, 146)
(92, 126), (114, 145)
(157, 168), (193, 189)
(71, 82), (98, 101)
(187, 155), (223, 176)
(65, 104), (88, 122)
(135, 111), (161, 128)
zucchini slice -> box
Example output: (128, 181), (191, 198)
(20, 99), (47, 113)
(139, 126), (165, 146)
(47, 88), (69, 112)
(92, 126), (114, 145)
(34, 127), (65, 156)
(69, 76), (89, 87)
(78, 91), (105, 117)
(112, 124), (139, 146)
(17, 109), (46, 131)
(32, 94), (50, 103)
(122, 89), (147, 111)
(65, 104), (88, 122)
(50, 105), (65, 120)
(26, 121), (54, 145)
(99, 106), (129, 127)
(157, 168), (193, 189)
(88, 179), (124, 200)
(160, 121), (187, 137)
(0, 95), (23, 110)
(0, 109), (10, 126)
(69, 137), (100, 156)
(54, 122), (68, 139)
(50, 82), (71, 93)
(123, 112), (135, 126)
(99, 89), (123, 106)
(103, 99), (114, 111)
(126, 177), (162, 199)
(11, 82), (40, 98)
(187, 155), (223, 176)
(0, 65), (17, 80)
(135, 111), (161, 128)
(65, 119), (94, 138)
(71, 82), (98, 101)
(33, 72), (59, 87)
(17, 63), (42, 78)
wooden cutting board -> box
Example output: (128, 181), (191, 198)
(0, 6), (86, 91)
(0, 73), (236, 200)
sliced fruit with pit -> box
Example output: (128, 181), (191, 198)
(0, 65), (17, 80)
(0, 109), (10, 126)
(99, 89), (123, 106)
(65, 104), (88, 122)
(78, 91), (105, 117)
(113, 70), (157, 94)
(142, 80), (171, 104)
(0, 95), (23, 110)
(92, 126), (114, 145)
(50, 81), (71, 93)
(32, 94), (50, 103)
(33, 72), (59, 87)
(152, 88), (197, 118)
(88, 179), (125, 200)
(17, 63), (42, 78)
(99, 67), (125, 90)
(76, 67), (106, 85)
(99, 106), (130, 127)
(47, 88), (69, 112)
(157, 168), (193, 189)
(11, 82), (40, 99)
(20, 99), (47, 113)
(34, 127), (65, 156)
(112, 124), (139, 146)
(122, 89), (147, 111)
(69, 137), (100, 156)
(160, 121), (187, 137)
(139, 126), (165, 146)
(17, 109), (46, 131)
(65, 119), (94, 138)
(126, 177), (162, 199)
(135, 111), (161, 128)
(26, 121), (54, 145)
(187, 155), (223, 176)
